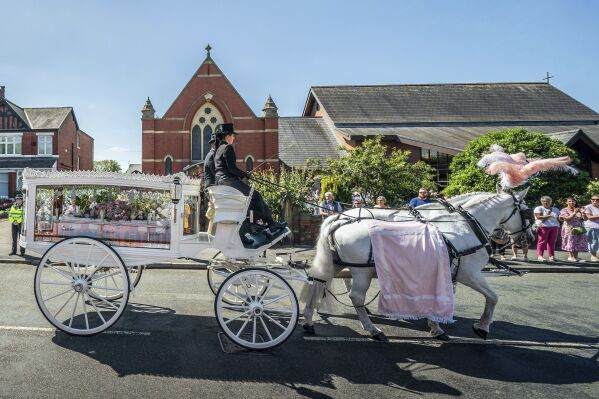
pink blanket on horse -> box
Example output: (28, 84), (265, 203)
(367, 221), (454, 323)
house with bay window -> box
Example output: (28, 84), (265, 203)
(0, 86), (94, 197)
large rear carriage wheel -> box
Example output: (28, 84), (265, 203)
(214, 268), (298, 350)
(34, 237), (129, 336)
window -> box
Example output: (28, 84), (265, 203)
(76, 132), (80, 149)
(33, 185), (172, 249)
(76, 156), (80, 171)
(420, 148), (453, 187)
(0, 135), (22, 155)
(191, 125), (201, 160)
(202, 126), (212, 158)
(165, 156), (173, 175)
(191, 102), (223, 160)
(245, 156), (254, 172)
(38, 135), (53, 155)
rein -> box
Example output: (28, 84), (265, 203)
(249, 175), (526, 277)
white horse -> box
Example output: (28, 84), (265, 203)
(300, 189), (531, 341)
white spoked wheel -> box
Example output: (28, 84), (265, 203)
(34, 237), (130, 336)
(207, 252), (240, 298)
(88, 264), (143, 301)
(215, 268), (298, 350)
(207, 264), (240, 297)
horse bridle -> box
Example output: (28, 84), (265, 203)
(498, 193), (533, 237)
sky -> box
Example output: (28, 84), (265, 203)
(1, 1), (598, 170)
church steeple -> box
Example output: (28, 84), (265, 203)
(262, 95), (278, 118)
(141, 97), (155, 119)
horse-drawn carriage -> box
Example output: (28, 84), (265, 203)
(21, 169), (308, 350)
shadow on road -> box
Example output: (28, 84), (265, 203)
(50, 302), (599, 397)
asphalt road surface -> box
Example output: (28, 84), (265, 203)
(0, 264), (597, 398)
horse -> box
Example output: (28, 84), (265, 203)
(300, 188), (532, 341)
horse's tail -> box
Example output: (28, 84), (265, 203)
(299, 215), (340, 312)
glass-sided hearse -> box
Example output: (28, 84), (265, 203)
(21, 169), (304, 350)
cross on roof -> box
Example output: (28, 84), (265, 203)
(205, 44), (212, 58)
(543, 71), (554, 84)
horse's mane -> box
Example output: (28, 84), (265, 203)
(448, 191), (491, 203)
(461, 192), (506, 210)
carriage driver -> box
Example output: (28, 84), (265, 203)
(213, 123), (285, 234)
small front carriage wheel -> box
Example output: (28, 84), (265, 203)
(214, 268), (298, 350)
(34, 237), (130, 336)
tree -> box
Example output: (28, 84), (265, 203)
(93, 160), (122, 173)
(252, 163), (319, 220)
(443, 128), (590, 205)
(324, 136), (436, 206)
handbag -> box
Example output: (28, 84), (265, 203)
(571, 226), (586, 235)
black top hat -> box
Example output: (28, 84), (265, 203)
(215, 123), (236, 137)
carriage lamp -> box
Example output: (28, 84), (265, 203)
(172, 176), (182, 224)
(172, 176), (182, 204)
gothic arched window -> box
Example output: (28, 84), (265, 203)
(191, 125), (201, 161)
(245, 156), (254, 172)
(165, 156), (173, 175)
(202, 125), (213, 158)
(191, 102), (224, 161)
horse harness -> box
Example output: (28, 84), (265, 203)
(327, 196), (528, 282)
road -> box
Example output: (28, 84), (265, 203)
(0, 264), (597, 398)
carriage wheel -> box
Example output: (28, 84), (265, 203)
(88, 265), (143, 301)
(207, 251), (236, 296)
(34, 237), (130, 336)
(215, 268), (298, 350)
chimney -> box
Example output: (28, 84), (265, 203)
(0, 86), (4, 99)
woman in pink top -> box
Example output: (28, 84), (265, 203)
(559, 197), (588, 262)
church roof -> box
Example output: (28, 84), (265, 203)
(278, 117), (342, 167)
(338, 124), (599, 153)
(309, 83), (599, 125)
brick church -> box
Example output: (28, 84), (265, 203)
(142, 46), (599, 186)
(141, 46), (279, 176)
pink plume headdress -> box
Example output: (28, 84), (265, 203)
(477, 144), (578, 189)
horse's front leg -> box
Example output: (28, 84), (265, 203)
(348, 267), (387, 341)
(458, 268), (498, 340)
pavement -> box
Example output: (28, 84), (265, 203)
(2, 219), (599, 273)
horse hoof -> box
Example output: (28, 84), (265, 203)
(472, 325), (488, 340)
(302, 324), (315, 335)
(372, 332), (389, 342)
(435, 333), (450, 341)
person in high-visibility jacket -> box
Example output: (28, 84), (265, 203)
(8, 194), (25, 256)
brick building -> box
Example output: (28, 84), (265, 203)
(281, 83), (599, 185)
(141, 46), (279, 176)
(0, 86), (94, 197)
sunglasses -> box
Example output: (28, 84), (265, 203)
(592, 199), (599, 201)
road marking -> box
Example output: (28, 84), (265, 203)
(303, 336), (599, 349)
(0, 325), (151, 336)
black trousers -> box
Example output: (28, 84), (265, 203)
(216, 177), (274, 224)
(11, 223), (24, 254)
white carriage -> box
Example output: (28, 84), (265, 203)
(21, 169), (307, 350)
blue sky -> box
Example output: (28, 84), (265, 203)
(1, 1), (598, 169)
